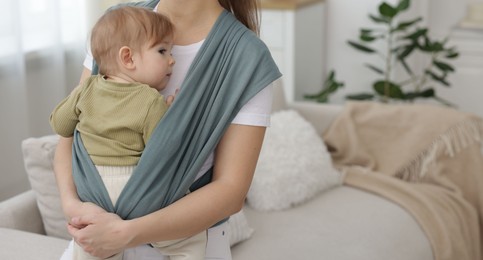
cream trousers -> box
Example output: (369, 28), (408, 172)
(72, 165), (208, 260)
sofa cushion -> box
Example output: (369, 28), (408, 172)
(234, 186), (433, 260)
(21, 135), (253, 245)
(0, 190), (45, 235)
(0, 227), (69, 260)
(247, 109), (343, 211)
(21, 135), (70, 240)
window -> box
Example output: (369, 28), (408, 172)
(0, 0), (86, 58)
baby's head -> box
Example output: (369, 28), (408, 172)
(90, 6), (174, 76)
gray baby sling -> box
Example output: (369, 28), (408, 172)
(72, 6), (282, 220)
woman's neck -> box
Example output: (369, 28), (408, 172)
(156, 0), (224, 45)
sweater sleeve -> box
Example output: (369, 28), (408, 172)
(49, 86), (83, 137)
(142, 96), (168, 144)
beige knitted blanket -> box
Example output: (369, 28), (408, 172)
(323, 101), (483, 260)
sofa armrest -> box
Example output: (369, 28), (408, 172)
(288, 101), (343, 136)
(0, 190), (45, 235)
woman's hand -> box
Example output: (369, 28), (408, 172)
(68, 212), (133, 258)
(64, 201), (106, 228)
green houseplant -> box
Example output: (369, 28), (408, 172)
(307, 0), (459, 105)
(304, 70), (345, 103)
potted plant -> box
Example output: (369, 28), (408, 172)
(307, 0), (459, 105)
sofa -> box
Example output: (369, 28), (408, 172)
(0, 82), (435, 260)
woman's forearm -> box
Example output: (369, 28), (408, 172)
(126, 124), (266, 246)
(53, 67), (107, 221)
(127, 177), (241, 244)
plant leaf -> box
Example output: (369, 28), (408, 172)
(399, 57), (413, 75)
(426, 70), (450, 87)
(392, 17), (422, 32)
(346, 93), (375, 100)
(379, 2), (398, 18)
(397, 0), (410, 11)
(347, 41), (376, 53)
(446, 51), (459, 59)
(364, 63), (385, 75)
(405, 88), (435, 100)
(373, 80), (405, 99)
(360, 34), (377, 42)
(369, 14), (390, 24)
(304, 88), (331, 102)
(430, 41), (444, 52)
(404, 28), (428, 40)
(326, 70), (335, 81)
(433, 61), (455, 72)
(304, 70), (344, 103)
(417, 35), (433, 52)
(304, 92), (329, 103)
(327, 81), (345, 92)
(398, 44), (416, 59)
(420, 88), (436, 98)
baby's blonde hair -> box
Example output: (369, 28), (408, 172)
(90, 6), (174, 75)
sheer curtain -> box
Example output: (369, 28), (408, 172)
(0, 0), (128, 200)
(0, 0), (87, 200)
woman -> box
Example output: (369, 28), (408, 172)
(54, 0), (280, 259)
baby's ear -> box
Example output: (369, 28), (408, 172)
(119, 46), (135, 69)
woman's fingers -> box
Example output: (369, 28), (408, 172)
(70, 214), (95, 227)
(68, 212), (129, 258)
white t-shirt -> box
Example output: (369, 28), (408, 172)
(83, 37), (274, 179)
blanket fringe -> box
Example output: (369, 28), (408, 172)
(395, 118), (483, 182)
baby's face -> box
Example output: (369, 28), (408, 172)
(135, 40), (175, 91)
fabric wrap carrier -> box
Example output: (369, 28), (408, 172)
(72, 6), (282, 220)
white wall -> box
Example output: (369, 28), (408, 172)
(324, 0), (483, 117)
(427, 0), (483, 117)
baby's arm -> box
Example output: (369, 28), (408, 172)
(142, 96), (169, 144)
(49, 86), (83, 137)
(54, 136), (106, 224)
(142, 87), (178, 143)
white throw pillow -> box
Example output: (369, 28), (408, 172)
(247, 109), (342, 211)
(21, 135), (254, 245)
(21, 135), (70, 240)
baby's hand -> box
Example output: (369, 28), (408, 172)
(166, 88), (179, 107)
